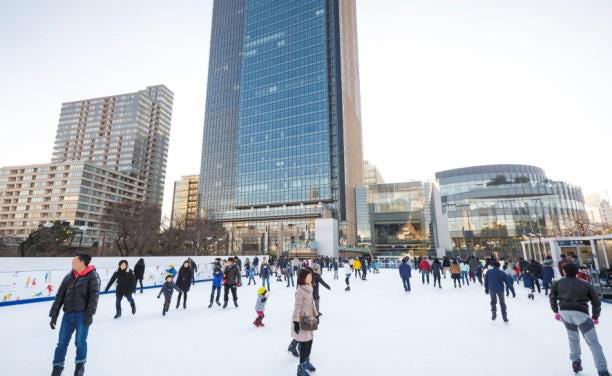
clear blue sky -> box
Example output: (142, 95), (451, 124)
(1, 0), (611, 218)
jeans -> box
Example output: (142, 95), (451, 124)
(506, 283), (516, 297)
(560, 310), (608, 373)
(253, 265), (259, 275)
(224, 284), (237, 302)
(355, 269), (361, 278)
(461, 271), (469, 285)
(115, 293), (135, 313)
(402, 277), (411, 291)
(333, 269), (338, 280)
(345, 274), (351, 286)
(52, 312), (89, 367)
(286, 271), (294, 287)
(210, 285), (221, 303)
(421, 271), (430, 284)
(433, 274), (441, 288)
(261, 276), (270, 290)
(489, 290), (507, 318)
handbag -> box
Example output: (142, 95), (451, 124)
(300, 316), (318, 331)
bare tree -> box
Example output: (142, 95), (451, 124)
(106, 201), (162, 256)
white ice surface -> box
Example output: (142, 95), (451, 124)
(1, 268), (610, 376)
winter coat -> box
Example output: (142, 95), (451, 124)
(134, 260), (145, 279)
(484, 268), (507, 293)
(431, 261), (443, 277)
(253, 257), (259, 267)
(343, 264), (352, 276)
(255, 292), (268, 312)
(212, 267), (224, 288)
(550, 277), (601, 319)
(312, 272), (330, 301)
(105, 269), (136, 295)
(291, 285), (318, 342)
(468, 258), (480, 273)
(450, 263), (461, 275)
(442, 258), (451, 267)
(157, 281), (180, 298)
(527, 262), (542, 279)
(399, 262), (412, 279)
(542, 265), (555, 284)
(418, 259), (431, 272)
(260, 263), (271, 278)
(49, 266), (100, 320)
(353, 260), (362, 270)
(460, 263), (469, 273)
(176, 266), (193, 292)
(224, 264), (240, 286)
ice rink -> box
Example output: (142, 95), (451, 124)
(1, 267), (610, 376)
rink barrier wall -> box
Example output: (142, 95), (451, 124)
(0, 255), (265, 307)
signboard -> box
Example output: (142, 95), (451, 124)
(558, 240), (590, 247)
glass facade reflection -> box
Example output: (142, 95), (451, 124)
(359, 182), (438, 257)
(436, 164), (587, 258)
(199, 0), (363, 254)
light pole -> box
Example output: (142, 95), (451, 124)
(77, 226), (88, 251)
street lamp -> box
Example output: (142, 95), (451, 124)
(77, 226), (88, 251)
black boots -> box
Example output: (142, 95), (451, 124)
(114, 310), (121, 319)
(131, 303), (136, 315)
(288, 340), (299, 357)
(51, 366), (63, 376)
(74, 363), (85, 376)
(572, 360), (583, 373)
(598, 371), (610, 376)
(223, 300), (228, 309)
(234, 300), (239, 308)
(492, 312), (497, 321)
(208, 301), (213, 308)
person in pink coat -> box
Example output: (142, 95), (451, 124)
(291, 269), (319, 376)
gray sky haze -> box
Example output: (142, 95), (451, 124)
(1, 0), (611, 218)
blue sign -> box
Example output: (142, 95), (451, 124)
(558, 240), (589, 247)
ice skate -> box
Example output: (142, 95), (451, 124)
(572, 360), (582, 373)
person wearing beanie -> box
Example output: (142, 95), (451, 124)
(253, 287), (269, 327)
(157, 274), (180, 316)
(104, 260), (136, 319)
(550, 263), (608, 376)
(484, 261), (509, 322)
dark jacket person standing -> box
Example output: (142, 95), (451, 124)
(104, 260), (136, 318)
(50, 253), (100, 376)
(399, 258), (412, 292)
(133, 258), (145, 294)
(550, 263), (608, 376)
(175, 260), (194, 309)
(484, 261), (508, 322)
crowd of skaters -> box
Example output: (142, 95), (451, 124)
(46, 251), (608, 376)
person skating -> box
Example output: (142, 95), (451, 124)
(253, 256), (260, 276)
(332, 259), (339, 280)
(157, 274), (180, 316)
(484, 261), (509, 322)
(209, 262), (223, 308)
(353, 258), (362, 279)
(442, 256), (451, 278)
(253, 287), (269, 327)
(49, 254), (100, 376)
(361, 258), (368, 280)
(188, 257), (198, 285)
(104, 260), (136, 318)
(287, 260), (295, 287)
(260, 257), (271, 291)
(468, 256), (479, 284)
(451, 260), (462, 288)
(432, 258), (443, 289)
(526, 259), (542, 297)
(175, 260), (193, 309)
(558, 254), (570, 277)
(542, 255), (555, 295)
(291, 269), (319, 376)
(133, 258), (145, 294)
(399, 257), (412, 292)
(550, 263), (609, 376)
(223, 257), (240, 308)
(460, 261), (470, 286)
(343, 260), (352, 291)
(311, 264), (330, 314)
(245, 259), (257, 286)
(418, 257), (431, 285)
(476, 263), (484, 285)
(502, 262), (516, 298)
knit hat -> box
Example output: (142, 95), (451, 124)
(165, 274), (174, 281)
(257, 287), (267, 296)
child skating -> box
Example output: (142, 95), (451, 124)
(157, 274), (180, 316)
(253, 287), (269, 327)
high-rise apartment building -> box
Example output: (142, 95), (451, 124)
(199, 0), (364, 254)
(52, 85), (173, 206)
(363, 160), (384, 185)
(171, 175), (200, 228)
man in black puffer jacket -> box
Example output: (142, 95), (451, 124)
(49, 253), (100, 376)
(223, 257), (241, 308)
(550, 263), (608, 376)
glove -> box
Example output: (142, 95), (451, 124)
(293, 321), (300, 334)
(554, 313), (561, 321)
(157, 295), (161, 299)
(50, 316), (57, 330)
(593, 317), (599, 325)
(485, 289), (489, 294)
(83, 315), (93, 326)
(261, 297), (267, 303)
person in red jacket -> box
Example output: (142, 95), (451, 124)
(419, 258), (431, 285)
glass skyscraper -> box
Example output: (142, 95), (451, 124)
(199, 0), (363, 254)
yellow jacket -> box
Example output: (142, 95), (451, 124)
(353, 260), (361, 269)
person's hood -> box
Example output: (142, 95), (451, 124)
(73, 265), (96, 278)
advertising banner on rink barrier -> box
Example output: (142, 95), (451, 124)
(0, 255), (265, 307)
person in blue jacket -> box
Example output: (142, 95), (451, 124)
(399, 257), (412, 292)
(208, 261), (223, 308)
(260, 258), (272, 291)
(485, 261), (509, 322)
(541, 255), (555, 295)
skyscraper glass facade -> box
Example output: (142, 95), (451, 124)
(199, 0), (363, 254)
(436, 164), (587, 258)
